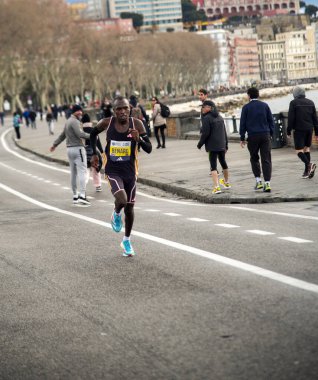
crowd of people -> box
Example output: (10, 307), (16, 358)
(196, 86), (318, 195)
(3, 88), (318, 256)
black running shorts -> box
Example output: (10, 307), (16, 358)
(106, 175), (136, 203)
(293, 130), (313, 150)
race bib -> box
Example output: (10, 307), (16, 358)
(109, 140), (131, 162)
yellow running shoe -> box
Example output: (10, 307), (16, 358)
(212, 186), (222, 194)
(219, 178), (231, 189)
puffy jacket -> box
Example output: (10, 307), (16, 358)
(197, 109), (228, 152)
(287, 96), (318, 135)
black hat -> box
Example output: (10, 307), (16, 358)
(201, 100), (215, 108)
(71, 104), (83, 113)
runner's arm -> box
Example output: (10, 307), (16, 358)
(134, 119), (152, 154)
(90, 119), (108, 155)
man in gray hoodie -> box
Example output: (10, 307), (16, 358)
(287, 86), (318, 179)
(50, 105), (91, 205)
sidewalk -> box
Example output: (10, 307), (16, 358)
(12, 117), (318, 204)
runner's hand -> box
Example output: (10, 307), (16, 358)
(240, 141), (246, 148)
(91, 154), (99, 169)
(128, 128), (139, 142)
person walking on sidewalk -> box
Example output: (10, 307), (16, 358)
(81, 113), (103, 193)
(46, 107), (54, 135)
(287, 86), (318, 179)
(240, 87), (274, 193)
(197, 100), (230, 194)
(90, 96), (152, 257)
(13, 112), (22, 140)
(151, 97), (166, 149)
(49, 105), (91, 205)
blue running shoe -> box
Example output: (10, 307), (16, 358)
(111, 211), (122, 232)
(121, 240), (135, 257)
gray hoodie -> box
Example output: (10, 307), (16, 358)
(53, 115), (90, 148)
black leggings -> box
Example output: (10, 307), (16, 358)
(154, 124), (166, 147)
(209, 151), (228, 171)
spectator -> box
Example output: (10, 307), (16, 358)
(29, 109), (37, 129)
(13, 112), (22, 140)
(50, 105), (91, 205)
(82, 113), (103, 193)
(150, 96), (166, 149)
(287, 86), (318, 179)
(240, 87), (274, 193)
(197, 101), (230, 194)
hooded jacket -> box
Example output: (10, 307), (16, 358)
(197, 108), (228, 152)
(287, 89), (318, 135)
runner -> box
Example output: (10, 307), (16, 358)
(90, 97), (152, 257)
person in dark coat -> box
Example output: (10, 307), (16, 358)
(240, 87), (274, 193)
(197, 100), (230, 194)
(287, 86), (318, 179)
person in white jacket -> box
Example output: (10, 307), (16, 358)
(150, 97), (166, 149)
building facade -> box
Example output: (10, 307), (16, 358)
(276, 25), (318, 80)
(258, 40), (287, 82)
(78, 0), (183, 32)
(109, 0), (183, 32)
(197, 30), (231, 88)
(193, 0), (300, 18)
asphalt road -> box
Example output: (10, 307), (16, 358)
(1, 127), (318, 380)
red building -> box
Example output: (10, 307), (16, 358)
(193, 0), (299, 18)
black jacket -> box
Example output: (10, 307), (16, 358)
(287, 96), (318, 135)
(197, 109), (228, 152)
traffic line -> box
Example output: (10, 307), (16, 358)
(1, 181), (318, 295)
(164, 213), (181, 217)
(278, 237), (313, 243)
(188, 217), (209, 222)
(215, 223), (240, 228)
(225, 205), (318, 222)
(246, 230), (276, 236)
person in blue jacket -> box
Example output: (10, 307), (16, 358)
(240, 87), (274, 193)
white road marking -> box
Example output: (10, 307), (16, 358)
(63, 187), (70, 190)
(164, 213), (181, 217)
(53, 183), (60, 186)
(145, 209), (160, 212)
(278, 237), (313, 243)
(225, 206), (318, 222)
(1, 181), (318, 295)
(136, 190), (203, 206)
(1, 129), (69, 173)
(188, 217), (209, 222)
(246, 230), (275, 236)
(215, 223), (240, 228)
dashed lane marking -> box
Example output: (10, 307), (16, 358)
(246, 230), (276, 236)
(215, 223), (240, 228)
(188, 217), (209, 222)
(278, 237), (313, 244)
(164, 213), (181, 217)
(1, 181), (318, 295)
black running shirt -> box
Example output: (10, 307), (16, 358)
(104, 117), (138, 177)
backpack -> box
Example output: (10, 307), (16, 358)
(159, 102), (170, 118)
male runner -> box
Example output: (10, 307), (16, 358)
(90, 97), (152, 256)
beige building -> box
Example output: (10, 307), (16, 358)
(258, 40), (287, 82)
(276, 25), (318, 80)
